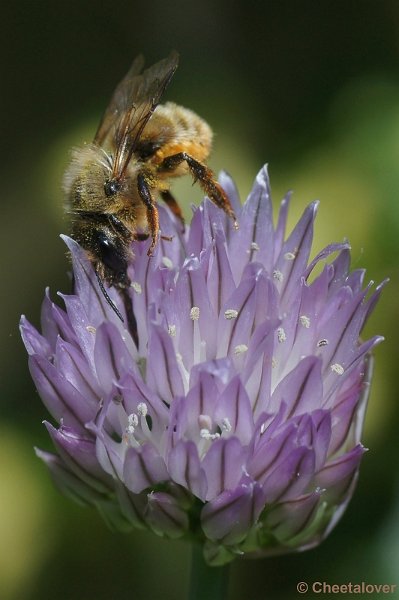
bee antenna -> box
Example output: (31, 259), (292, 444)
(95, 270), (125, 323)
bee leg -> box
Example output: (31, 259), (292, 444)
(134, 232), (151, 242)
(159, 152), (238, 228)
(137, 173), (159, 256)
(95, 269), (139, 347)
(134, 232), (173, 243)
(160, 190), (185, 232)
(119, 286), (139, 348)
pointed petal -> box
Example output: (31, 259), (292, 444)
(270, 356), (323, 417)
(247, 422), (298, 485)
(274, 202), (318, 306)
(123, 443), (168, 494)
(35, 448), (105, 506)
(55, 338), (101, 407)
(262, 447), (316, 503)
(44, 421), (111, 492)
(273, 191), (291, 262)
(116, 372), (169, 437)
(202, 437), (247, 501)
(20, 316), (52, 358)
(172, 370), (220, 443)
(206, 234), (236, 317)
(214, 376), (254, 444)
(314, 444), (365, 504)
(28, 355), (95, 428)
(216, 269), (278, 364)
(62, 235), (126, 329)
(229, 166), (275, 279)
(146, 491), (189, 538)
(146, 324), (185, 404)
(40, 288), (78, 349)
(218, 170), (241, 216)
(265, 491), (322, 542)
(173, 256), (217, 368)
(93, 322), (138, 394)
(201, 477), (264, 544)
(168, 440), (207, 500)
(305, 242), (351, 280)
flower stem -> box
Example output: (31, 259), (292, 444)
(189, 544), (230, 600)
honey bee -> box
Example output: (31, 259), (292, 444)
(63, 51), (237, 332)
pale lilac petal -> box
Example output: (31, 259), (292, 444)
(146, 491), (189, 538)
(265, 492), (321, 542)
(173, 256), (217, 366)
(123, 443), (169, 494)
(309, 410), (332, 471)
(28, 355), (95, 429)
(168, 440), (207, 500)
(202, 437), (247, 501)
(200, 198), (229, 247)
(243, 320), (277, 419)
(218, 170), (242, 216)
(214, 376), (254, 444)
(305, 242), (350, 280)
(270, 356), (323, 417)
(93, 322), (138, 394)
(205, 234), (236, 317)
(229, 166), (275, 277)
(273, 191), (291, 261)
(115, 484), (148, 529)
(115, 373), (169, 438)
(314, 445), (365, 502)
(216, 268), (277, 361)
(172, 370), (220, 442)
(274, 202), (318, 305)
(55, 338), (101, 407)
(327, 249), (352, 294)
(35, 448), (105, 506)
(58, 293), (97, 372)
(262, 447), (316, 503)
(247, 422), (299, 485)
(62, 235), (124, 329)
(20, 316), (52, 358)
(146, 324), (185, 404)
(44, 421), (111, 492)
(40, 288), (78, 349)
(201, 477), (264, 544)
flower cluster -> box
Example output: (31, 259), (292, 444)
(21, 167), (384, 565)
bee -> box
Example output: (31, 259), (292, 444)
(63, 51), (237, 334)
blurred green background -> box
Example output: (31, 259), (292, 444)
(1, 1), (398, 598)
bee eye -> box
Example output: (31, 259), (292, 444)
(97, 234), (127, 274)
(136, 141), (160, 160)
(104, 179), (121, 197)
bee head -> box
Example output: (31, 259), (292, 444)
(95, 230), (129, 286)
(71, 213), (132, 288)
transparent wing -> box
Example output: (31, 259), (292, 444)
(94, 51), (179, 179)
(94, 54), (145, 146)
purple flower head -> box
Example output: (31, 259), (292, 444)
(21, 167), (385, 565)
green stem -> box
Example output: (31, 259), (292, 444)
(188, 544), (230, 600)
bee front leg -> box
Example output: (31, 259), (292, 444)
(137, 173), (159, 256)
(159, 152), (238, 228)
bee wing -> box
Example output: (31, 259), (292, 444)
(94, 54), (146, 146)
(94, 51), (179, 179)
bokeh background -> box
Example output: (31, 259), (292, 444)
(1, 1), (398, 598)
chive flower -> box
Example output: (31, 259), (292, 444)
(21, 167), (384, 566)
